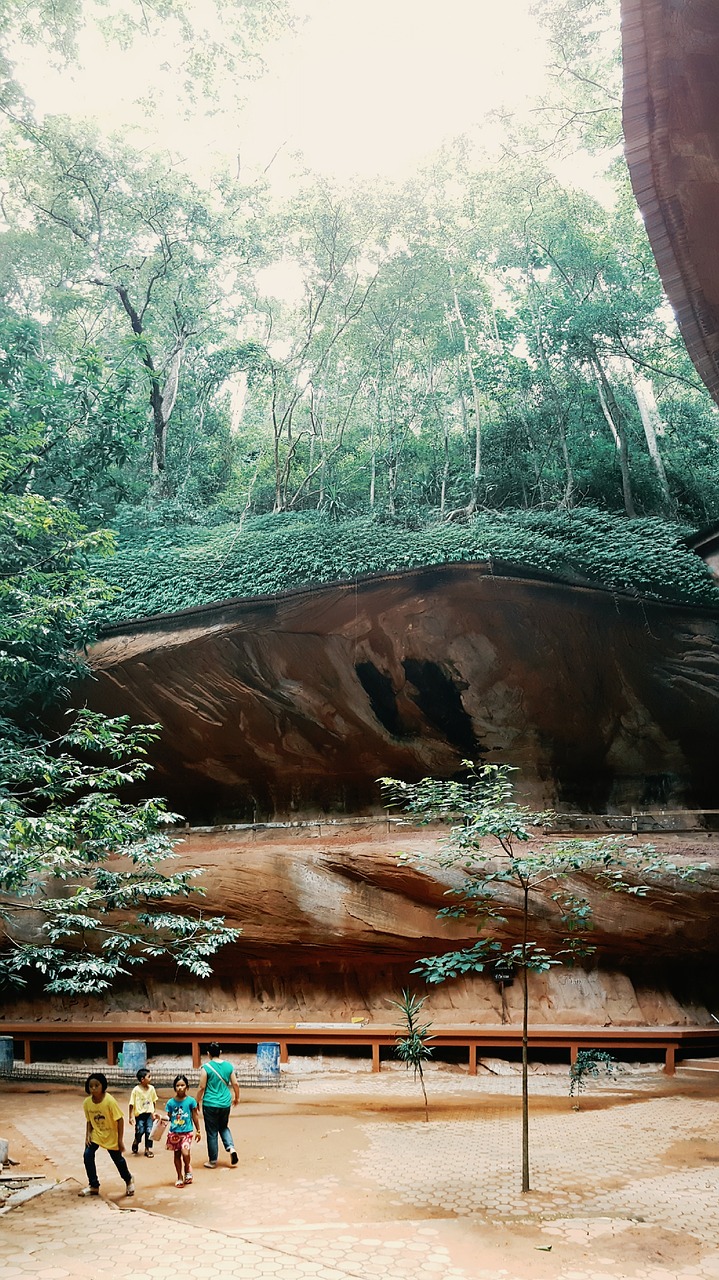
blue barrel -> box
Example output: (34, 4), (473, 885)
(0, 1037), (13, 1075)
(256, 1041), (280, 1074)
(121, 1040), (147, 1074)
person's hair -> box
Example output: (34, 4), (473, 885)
(173, 1074), (189, 1089)
(208, 1042), (222, 1057)
(85, 1072), (108, 1094)
(136, 1067), (150, 1083)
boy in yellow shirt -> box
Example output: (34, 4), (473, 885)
(79, 1072), (135, 1197)
(128, 1067), (159, 1157)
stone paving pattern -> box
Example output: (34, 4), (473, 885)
(2, 1072), (719, 1279)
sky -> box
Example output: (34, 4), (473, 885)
(11, 0), (553, 189)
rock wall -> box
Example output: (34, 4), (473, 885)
(84, 566), (719, 822)
(622, 0), (719, 402)
(4, 827), (717, 1027)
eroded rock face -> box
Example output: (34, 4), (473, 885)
(3, 828), (716, 1027)
(623, 0), (719, 401)
(84, 566), (719, 821)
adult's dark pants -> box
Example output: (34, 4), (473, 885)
(83, 1142), (132, 1188)
(202, 1105), (234, 1163)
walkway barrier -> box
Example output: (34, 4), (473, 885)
(2, 1021), (719, 1076)
(0, 1061), (295, 1089)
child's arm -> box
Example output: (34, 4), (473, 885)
(85, 1121), (92, 1147)
(192, 1103), (201, 1143)
(128, 1104), (135, 1123)
(116, 1116), (125, 1153)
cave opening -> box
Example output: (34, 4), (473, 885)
(403, 658), (478, 755)
(355, 661), (412, 738)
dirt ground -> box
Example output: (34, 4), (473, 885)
(2, 1066), (719, 1279)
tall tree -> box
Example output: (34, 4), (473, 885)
(0, 119), (266, 496)
(381, 763), (702, 1193)
(0, 363), (239, 991)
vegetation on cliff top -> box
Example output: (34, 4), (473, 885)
(97, 507), (719, 623)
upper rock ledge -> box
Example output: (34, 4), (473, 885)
(83, 563), (719, 821)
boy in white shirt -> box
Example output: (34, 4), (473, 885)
(128, 1067), (159, 1157)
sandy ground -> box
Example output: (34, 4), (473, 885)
(1, 1065), (719, 1279)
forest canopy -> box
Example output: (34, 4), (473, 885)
(1, 0), (718, 615)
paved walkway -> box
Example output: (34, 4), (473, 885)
(1, 1071), (719, 1279)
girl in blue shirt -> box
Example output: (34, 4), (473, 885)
(164, 1074), (201, 1187)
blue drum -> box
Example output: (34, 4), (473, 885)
(256, 1041), (280, 1074)
(0, 1036), (13, 1075)
(121, 1040), (147, 1074)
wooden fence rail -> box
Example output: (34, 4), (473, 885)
(3, 1022), (719, 1076)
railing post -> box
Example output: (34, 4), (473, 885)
(372, 1042), (380, 1073)
(468, 1043), (477, 1076)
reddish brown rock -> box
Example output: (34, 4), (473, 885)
(623, 0), (719, 401)
(83, 566), (719, 821)
(3, 827), (716, 1028)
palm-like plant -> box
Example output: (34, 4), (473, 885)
(390, 988), (434, 1121)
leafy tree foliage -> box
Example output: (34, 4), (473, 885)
(380, 763), (702, 1191)
(390, 989), (433, 1122)
(95, 508), (719, 624)
(0, 407), (239, 993)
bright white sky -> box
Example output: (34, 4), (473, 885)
(12, 0), (552, 188)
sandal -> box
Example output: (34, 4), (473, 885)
(175, 1178), (185, 1188)
(184, 1172), (193, 1184)
(203, 1161), (217, 1168)
(144, 1150), (154, 1158)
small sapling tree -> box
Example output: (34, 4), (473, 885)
(569, 1049), (619, 1109)
(380, 762), (701, 1193)
(389, 988), (434, 1121)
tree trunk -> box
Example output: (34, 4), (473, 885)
(448, 266), (481, 512)
(527, 281), (574, 507)
(521, 882), (530, 1194)
(631, 372), (672, 510)
(440, 415), (450, 517)
(150, 344), (184, 490)
(387, 452), (398, 516)
(591, 355), (637, 519)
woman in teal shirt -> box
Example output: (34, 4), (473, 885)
(196, 1042), (240, 1167)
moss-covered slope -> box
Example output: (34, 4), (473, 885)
(96, 509), (719, 624)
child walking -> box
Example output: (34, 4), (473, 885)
(129, 1067), (159, 1157)
(165, 1074), (201, 1188)
(79, 1072), (135, 1198)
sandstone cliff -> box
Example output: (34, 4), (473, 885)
(84, 565), (719, 821)
(2, 826), (716, 1028)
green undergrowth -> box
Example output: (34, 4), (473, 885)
(94, 508), (719, 624)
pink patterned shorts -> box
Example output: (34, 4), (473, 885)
(166, 1131), (194, 1153)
